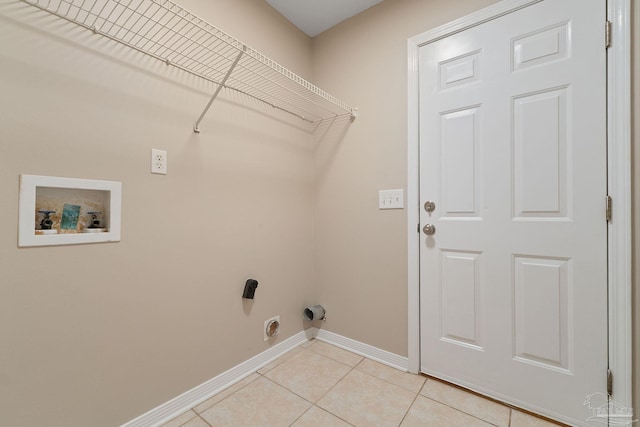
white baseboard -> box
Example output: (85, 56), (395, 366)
(121, 328), (407, 427)
(310, 328), (409, 372)
(121, 330), (313, 427)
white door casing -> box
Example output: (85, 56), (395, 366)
(414, 0), (614, 425)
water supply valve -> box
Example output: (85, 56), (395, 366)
(38, 210), (55, 230)
(87, 211), (102, 228)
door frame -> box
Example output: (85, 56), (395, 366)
(406, 0), (632, 410)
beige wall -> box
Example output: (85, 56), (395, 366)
(0, 0), (315, 425)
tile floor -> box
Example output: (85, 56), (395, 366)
(161, 340), (563, 427)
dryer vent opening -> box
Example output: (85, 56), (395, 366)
(303, 305), (325, 321)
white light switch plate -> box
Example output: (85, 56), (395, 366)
(379, 189), (404, 209)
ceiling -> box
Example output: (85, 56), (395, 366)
(264, 0), (385, 37)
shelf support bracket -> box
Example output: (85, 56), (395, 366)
(350, 107), (358, 122)
(193, 47), (245, 133)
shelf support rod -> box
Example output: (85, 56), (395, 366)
(193, 47), (245, 133)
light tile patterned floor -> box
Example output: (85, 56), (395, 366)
(161, 340), (563, 427)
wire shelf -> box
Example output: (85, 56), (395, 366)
(21, 0), (357, 131)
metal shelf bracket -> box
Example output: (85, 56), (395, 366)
(193, 47), (245, 133)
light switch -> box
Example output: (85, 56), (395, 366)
(379, 189), (404, 209)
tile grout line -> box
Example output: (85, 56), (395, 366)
(287, 403), (313, 426)
(397, 390), (421, 427)
(311, 356), (362, 426)
(348, 367), (426, 427)
(191, 373), (262, 416)
(189, 343), (359, 426)
(420, 377), (504, 427)
(423, 376), (567, 426)
(272, 342), (426, 427)
(307, 341), (427, 395)
(353, 360), (427, 394)
(269, 347), (359, 403)
(194, 414), (212, 427)
(257, 374), (357, 426)
(421, 395), (502, 427)
(290, 345), (363, 426)
(306, 358), (361, 427)
(320, 405), (357, 427)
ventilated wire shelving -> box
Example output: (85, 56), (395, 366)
(21, 0), (357, 132)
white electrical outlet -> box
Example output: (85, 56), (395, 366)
(379, 189), (404, 209)
(151, 149), (167, 175)
(264, 315), (280, 341)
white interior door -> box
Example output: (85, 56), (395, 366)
(418, 0), (608, 425)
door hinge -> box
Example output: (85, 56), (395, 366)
(606, 195), (612, 222)
(417, 223), (420, 233)
(605, 20), (612, 48)
(607, 369), (613, 397)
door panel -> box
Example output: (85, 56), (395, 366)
(513, 87), (569, 218)
(513, 255), (571, 371)
(440, 250), (483, 348)
(440, 107), (481, 217)
(419, 1), (607, 424)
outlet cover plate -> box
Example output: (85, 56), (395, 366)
(151, 149), (167, 175)
(379, 189), (404, 209)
